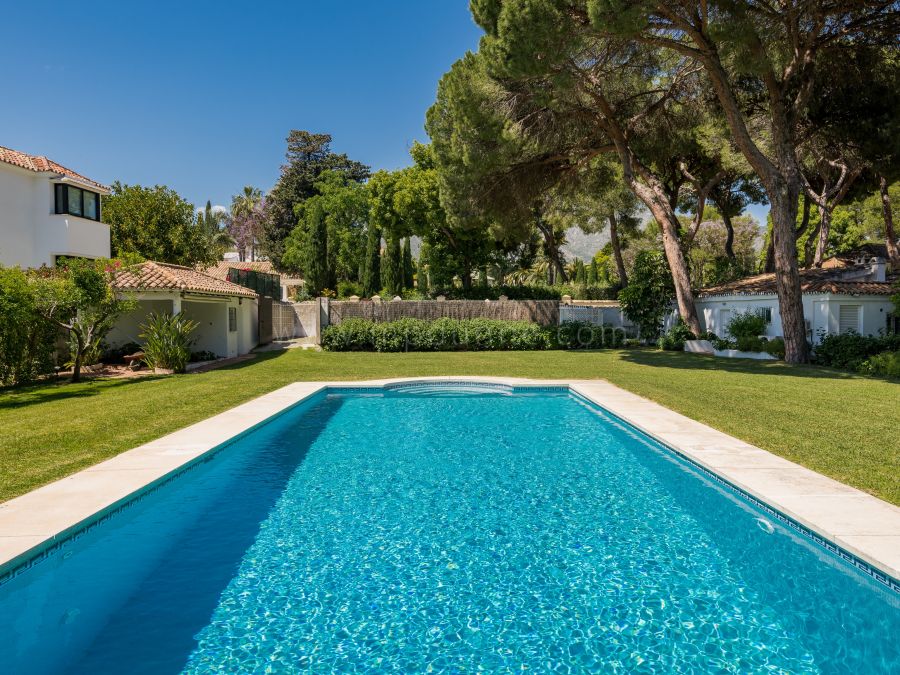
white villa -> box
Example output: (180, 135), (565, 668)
(0, 144), (261, 359)
(695, 246), (897, 344)
(0, 146), (110, 267)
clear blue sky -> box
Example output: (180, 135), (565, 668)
(0, 1), (483, 211)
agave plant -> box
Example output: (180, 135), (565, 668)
(139, 312), (198, 373)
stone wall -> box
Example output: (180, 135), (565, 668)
(326, 299), (559, 327)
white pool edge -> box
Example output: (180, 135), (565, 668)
(1, 376), (898, 587)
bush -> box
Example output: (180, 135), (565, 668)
(763, 337), (786, 359)
(190, 350), (219, 362)
(736, 335), (767, 352)
(323, 318), (553, 352)
(0, 267), (57, 386)
(139, 313), (199, 373)
(618, 251), (675, 339)
(337, 281), (364, 298)
(813, 332), (900, 370)
(554, 320), (625, 349)
(858, 351), (900, 378)
(657, 319), (696, 351)
(102, 342), (142, 364)
(726, 310), (768, 339)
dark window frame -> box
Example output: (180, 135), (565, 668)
(54, 183), (101, 221)
(228, 307), (238, 332)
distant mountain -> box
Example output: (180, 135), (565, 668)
(562, 227), (610, 262)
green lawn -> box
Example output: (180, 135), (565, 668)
(2, 349), (898, 505)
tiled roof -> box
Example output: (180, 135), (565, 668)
(203, 260), (304, 285)
(699, 265), (896, 297)
(204, 260), (276, 279)
(113, 261), (258, 298)
(821, 244), (890, 269)
(0, 145), (109, 192)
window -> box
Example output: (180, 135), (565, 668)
(228, 307), (237, 332)
(887, 313), (900, 336)
(756, 307), (773, 323)
(838, 305), (861, 335)
(54, 184), (101, 221)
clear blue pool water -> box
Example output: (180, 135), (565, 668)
(1, 385), (898, 673)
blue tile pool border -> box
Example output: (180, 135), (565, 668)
(1, 381), (897, 597)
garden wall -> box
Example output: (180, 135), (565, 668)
(325, 299), (559, 327)
(271, 300), (318, 341)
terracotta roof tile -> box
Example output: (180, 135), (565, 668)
(0, 145), (109, 192)
(699, 265), (896, 297)
(203, 260), (303, 285)
(113, 261), (257, 298)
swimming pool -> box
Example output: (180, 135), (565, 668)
(1, 384), (898, 672)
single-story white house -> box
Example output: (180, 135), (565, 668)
(694, 248), (897, 344)
(108, 261), (259, 359)
(0, 145), (110, 268)
(203, 260), (303, 301)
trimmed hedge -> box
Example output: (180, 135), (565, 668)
(813, 332), (900, 370)
(321, 318), (627, 352)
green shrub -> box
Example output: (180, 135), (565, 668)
(858, 351), (900, 378)
(726, 310), (768, 339)
(0, 267), (57, 386)
(323, 318), (553, 352)
(657, 319), (696, 351)
(814, 332), (900, 370)
(554, 321), (625, 349)
(337, 281), (364, 298)
(736, 335), (767, 353)
(432, 284), (616, 301)
(763, 337), (786, 359)
(139, 312), (199, 373)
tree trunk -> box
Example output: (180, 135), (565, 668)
(607, 213), (629, 286)
(71, 333), (84, 383)
(763, 233), (775, 273)
(722, 211), (735, 260)
(535, 218), (567, 285)
(768, 186), (810, 363)
(628, 181), (701, 336)
(812, 203), (832, 267)
(881, 175), (899, 263)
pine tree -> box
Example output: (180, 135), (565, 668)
(362, 225), (381, 297)
(402, 238), (415, 288)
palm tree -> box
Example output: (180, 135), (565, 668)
(228, 187), (264, 261)
(197, 201), (234, 260)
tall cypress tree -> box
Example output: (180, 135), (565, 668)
(402, 238), (415, 289)
(588, 258), (599, 285)
(362, 225), (381, 297)
(304, 202), (329, 296)
(382, 235), (403, 296)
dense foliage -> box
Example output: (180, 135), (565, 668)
(657, 320), (696, 352)
(618, 252), (675, 340)
(813, 332), (900, 371)
(321, 318), (627, 352)
(103, 183), (218, 267)
(0, 267), (57, 386)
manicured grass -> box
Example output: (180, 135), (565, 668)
(2, 349), (898, 505)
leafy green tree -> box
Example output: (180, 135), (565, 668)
(0, 267), (57, 386)
(618, 251), (675, 340)
(30, 259), (134, 382)
(587, 258), (599, 285)
(196, 201), (233, 260)
(103, 182), (215, 266)
(264, 131), (369, 266)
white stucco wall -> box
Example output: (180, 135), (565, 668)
(108, 293), (259, 359)
(694, 293), (895, 344)
(0, 163), (110, 268)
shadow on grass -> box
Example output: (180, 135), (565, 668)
(617, 348), (861, 381)
(0, 374), (169, 410)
